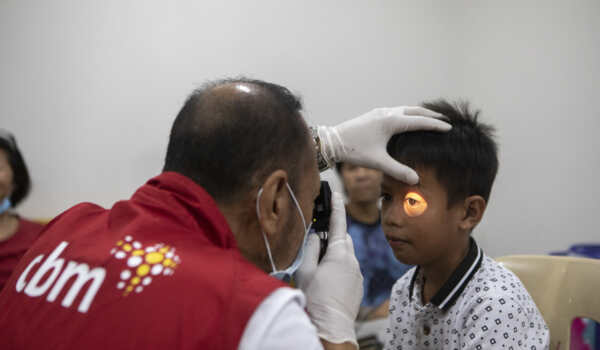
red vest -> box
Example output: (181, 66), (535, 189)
(0, 218), (44, 291)
(0, 172), (285, 350)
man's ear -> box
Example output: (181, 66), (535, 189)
(458, 195), (487, 231)
(257, 170), (291, 237)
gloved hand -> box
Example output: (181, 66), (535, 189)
(317, 106), (451, 184)
(296, 192), (363, 347)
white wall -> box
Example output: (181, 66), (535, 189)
(446, 0), (600, 256)
(1, 1), (598, 256)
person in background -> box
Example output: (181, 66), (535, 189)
(336, 162), (411, 320)
(0, 130), (44, 291)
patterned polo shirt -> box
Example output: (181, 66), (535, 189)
(383, 239), (550, 350)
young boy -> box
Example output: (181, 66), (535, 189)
(381, 100), (549, 349)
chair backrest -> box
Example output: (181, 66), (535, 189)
(496, 255), (600, 350)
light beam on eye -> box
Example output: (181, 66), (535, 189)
(403, 192), (428, 217)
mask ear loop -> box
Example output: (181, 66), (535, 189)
(285, 183), (309, 232)
(256, 188), (277, 273)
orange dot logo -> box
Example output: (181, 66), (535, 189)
(137, 264), (150, 276)
(145, 252), (164, 264)
(110, 236), (181, 296)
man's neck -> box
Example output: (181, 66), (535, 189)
(420, 237), (470, 305)
(346, 200), (379, 224)
(218, 202), (273, 274)
(0, 212), (19, 242)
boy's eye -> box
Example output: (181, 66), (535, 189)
(403, 192), (428, 217)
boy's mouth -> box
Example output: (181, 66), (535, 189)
(385, 235), (411, 247)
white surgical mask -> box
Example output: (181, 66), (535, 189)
(256, 183), (312, 282)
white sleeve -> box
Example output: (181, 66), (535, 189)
(238, 287), (324, 350)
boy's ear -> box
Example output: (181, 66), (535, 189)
(458, 195), (487, 231)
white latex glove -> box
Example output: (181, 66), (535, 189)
(296, 192), (363, 347)
(317, 106), (451, 184)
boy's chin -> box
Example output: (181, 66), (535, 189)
(392, 252), (419, 266)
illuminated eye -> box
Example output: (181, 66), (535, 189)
(403, 192), (428, 217)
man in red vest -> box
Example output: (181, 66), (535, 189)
(0, 78), (449, 349)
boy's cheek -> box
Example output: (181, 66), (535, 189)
(381, 202), (404, 223)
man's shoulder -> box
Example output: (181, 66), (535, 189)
(239, 287), (318, 350)
(41, 202), (107, 233)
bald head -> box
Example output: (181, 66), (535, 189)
(163, 78), (311, 204)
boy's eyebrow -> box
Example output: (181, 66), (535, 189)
(382, 178), (429, 195)
(382, 176), (416, 187)
(381, 178), (395, 190)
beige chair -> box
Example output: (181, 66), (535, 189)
(496, 255), (600, 350)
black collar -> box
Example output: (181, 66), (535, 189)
(408, 238), (483, 311)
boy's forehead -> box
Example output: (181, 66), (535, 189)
(381, 174), (407, 188)
(382, 168), (436, 189)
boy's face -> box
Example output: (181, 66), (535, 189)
(381, 167), (464, 266)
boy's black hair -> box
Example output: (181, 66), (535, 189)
(0, 130), (32, 207)
(387, 99), (498, 206)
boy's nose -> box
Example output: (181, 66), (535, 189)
(382, 201), (406, 228)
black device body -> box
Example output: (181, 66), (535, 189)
(311, 181), (332, 261)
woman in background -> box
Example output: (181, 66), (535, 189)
(0, 130), (44, 291)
